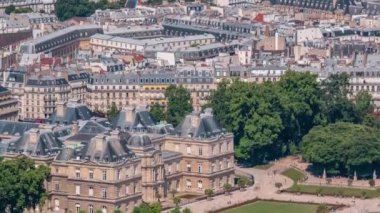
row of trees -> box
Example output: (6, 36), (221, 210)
(55, 0), (127, 21)
(5, 5), (33, 14)
(301, 122), (380, 177)
(208, 71), (374, 167)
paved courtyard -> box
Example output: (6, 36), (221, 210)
(178, 157), (380, 213)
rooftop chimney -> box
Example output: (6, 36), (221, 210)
(72, 121), (79, 135)
(29, 129), (40, 145)
(190, 111), (200, 128)
(94, 134), (106, 152)
(124, 106), (135, 123)
(56, 101), (66, 118)
(110, 129), (120, 139)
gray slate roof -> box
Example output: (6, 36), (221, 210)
(0, 120), (39, 136)
(49, 103), (93, 124)
(112, 106), (155, 130)
(174, 109), (225, 139)
(6, 129), (62, 156)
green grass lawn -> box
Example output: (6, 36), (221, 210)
(253, 163), (273, 170)
(282, 168), (380, 198)
(221, 201), (318, 213)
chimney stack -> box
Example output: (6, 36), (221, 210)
(110, 129), (120, 139)
(72, 121), (79, 135)
(190, 111), (200, 128)
(124, 106), (135, 123)
(29, 129), (40, 145)
(56, 101), (66, 117)
(94, 134), (106, 152)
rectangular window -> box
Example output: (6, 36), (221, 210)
(187, 145), (191, 155)
(102, 188), (107, 198)
(198, 163), (202, 174)
(54, 183), (59, 191)
(126, 185), (130, 195)
(187, 162), (191, 172)
(75, 168), (80, 178)
(75, 185), (80, 195)
(175, 144), (179, 152)
(198, 147), (203, 156)
(102, 170), (107, 181)
(89, 186), (94, 196)
(89, 170), (94, 179)
(117, 169), (121, 180)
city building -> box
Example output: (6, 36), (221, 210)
(0, 85), (18, 120)
(19, 24), (103, 57)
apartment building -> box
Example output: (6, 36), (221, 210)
(0, 85), (18, 120)
(22, 75), (70, 121)
(86, 72), (174, 113)
(163, 16), (257, 41)
(20, 25), (103, 57)
(0, 0), (56, 14)
(86, 67), (215, 113)
(67, 71), (90, 101)
(90, 33), (216, 54)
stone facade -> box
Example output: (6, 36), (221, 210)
(0, 85), (18, 120)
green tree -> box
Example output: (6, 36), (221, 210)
(132, 202), (161, 213)
(223, 183), (232, 194)
(79, 210), (86, 213)
(5, 5), (15, 14)
(173, 196), (181, 208)
(277, 71), (322, 152)
(165, 85), (192, 126)
(107, 102), (118, 120)
(205, 188), (214, 197)
(209, 79), (231, 128)
(320, 73), (360, 123)
(170, 208), (181, 213)
(237, 177), (248, 189)
(301, 122), (380, 176)
(95, 210), (102, 213)
(0, 157), (50, 213)
(182, 208), (192, 213)
(55, 0), (96, 21)
(150, 103), (166, 122)
(355, 91), (374, 116)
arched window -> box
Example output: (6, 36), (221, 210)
(89, 205), (93, 213)
(75, 203), (80, 213)
(54, 199), (59, 211)
(102, 206), (107, 213)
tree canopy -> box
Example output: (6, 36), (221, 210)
(301, 122), (380, 177)
(107, 102), (118, 120)
(55, 0), (126, 21)
(165, 85), (192, 126)
(5, 5), (33, 14)
(150, 103), (166, 122)
(209, 71), (375, 166)
(132, 202), (161, 213)
(0, 157), (50, 213)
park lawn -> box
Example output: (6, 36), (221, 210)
(222, 201), (318, 213)
(282, 168), (380, 198)
(281, 168), (305, 182)
(253, 163), (273, 170)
